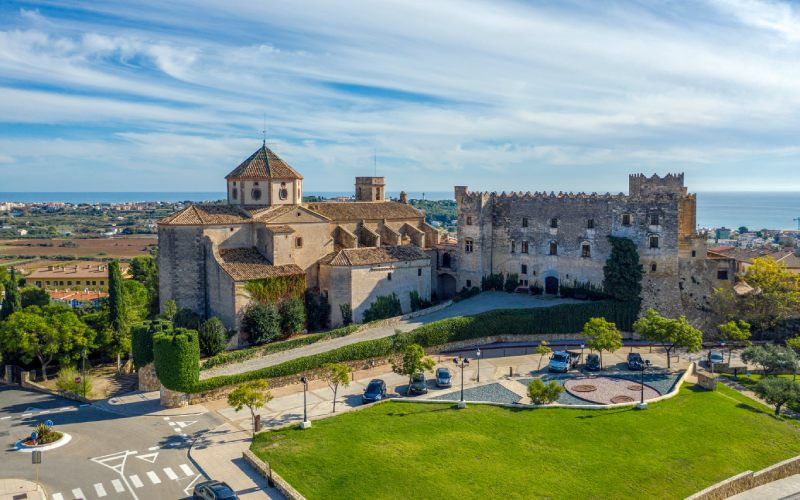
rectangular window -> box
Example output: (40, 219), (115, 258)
(717, 269), (729, 280)
(521, 241), (529, 254)
(67, 281), (72, 286)
(465, 239), (473, 253)
(100, 280), (105, 285)
(466, 216), (473, 225)
(550, 218), (558, 229)
(649, 236), (659, 249)
(418, 268), (422, 276)
(521, 264), (528, 275)
(650, 214), (660, 225)
(587, 219), (595, 229)
(295, 237), (303, 248)
(549, 242), (557, 255)
(92, 281), (97, 286)
(388, 272), (392, 281)
(581, 244), (591, 258)
(622, 214), (632, 226)
(36, 281), (42, 287)
(466, 279), (472, 288)
(511, 240), (516, 253)
(692, 250), (697, 257)
(45, 281), (50, 286)
(522, 217), (528, 228)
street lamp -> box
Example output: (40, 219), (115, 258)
(453, 356), (470, 409)
(580, 344), (585, 365)
(476, 348), (481, 383)
(300, 376), (311, 429)
(637, 360), (651, 410)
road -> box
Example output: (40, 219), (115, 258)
(1, 386), (224, 499)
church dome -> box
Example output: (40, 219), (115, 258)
(225, 143), (303, 181)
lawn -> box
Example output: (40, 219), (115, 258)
(722, 373), (800, 412)
(251, 385), (800, 499)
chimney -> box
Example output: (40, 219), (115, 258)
(399, 191), (408, 204)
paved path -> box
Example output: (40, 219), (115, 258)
(202, 292), (577, 379)
(728, 474), (800, 499)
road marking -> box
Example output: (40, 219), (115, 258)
(179, 464), (194, 476)
(0, 416), (10, 420)
(111, 479), (124, 492)
(175, 420), (197, 428)
(136, 451), (159, 463)
(52, 493), (64, 500)
(168, 421), (177, 426)
(129, 474), (144, 488)
(90, 450), (136, 474)
(71, 488), (85, 499)
(163, 467), (178, 480)
(22, 412), (32, 417)
(93, 483), (107, 497)
(147, 471), (161, 484)
(184, 474), (203, 496)
(163, 417), (170, 420)
(148, 446), (159, 451)
(39, 410), (50, 414)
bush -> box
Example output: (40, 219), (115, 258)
(504, 273), (519, 293)
(453, 286), (480, 302)
(33, 422), (63, 444)
(243, 303), (282, 344)
(280, 297), (306, 335)
(244, 275), (306, 304)
(559, 280), (609, 300)
(198, 317), (228, 356)
(530, 282), (543, 295)
(174, 308), (202, 330)
(132, 319), (173, 369)
(481, 273), (504, 291)
(153, 328), (200, 392)
(340, 303), (353, 326)
(527, 378), (564, 404)
(362, 293), (402, 322)
(305, 289), (331, 331)
(56, 366), (92, 397)
(409, 291), (432, 312)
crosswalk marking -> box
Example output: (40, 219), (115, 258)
(94, 483), (107, 497)
(111, 478), (125, 492)
(163, 467), (178, 480)
(147, 471), (161, 484)
(71, 488), (85, 499)
(129, 474), (144, 488)
(179, 463), (194, 476)
(51, 494), (64, 500)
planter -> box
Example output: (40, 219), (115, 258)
(15, 432), (72, 452)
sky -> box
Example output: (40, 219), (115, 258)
(2, 0), (800, 193)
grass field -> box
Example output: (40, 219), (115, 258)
(252, 384), (800, 499)
(0, 237), (156, 259)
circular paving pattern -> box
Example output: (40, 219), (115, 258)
(563, 376), (660, 404)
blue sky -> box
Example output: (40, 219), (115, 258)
(2, 0), (800, 193)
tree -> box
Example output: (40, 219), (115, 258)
(242, 303), (281, 344)
(603, 236), (643, 305)
(536, 340), (553, 370)
(741, 344), (798, 378)
(20, 287), (50, 308)
(504, 273), (519, 293)
(129, 255), (158, 316)
(391, 343), (435, 395)
(583, 317), (622, 369)
(227, 380), (273, 437)
(634, 309), (702, 368)
(122, 280), (149, 325)
(339, 303), (352, 326)
(279, 297), (306, 335)
(305, 289), (330, 331)
(198, 317), (227, 356)
(108, 261), (129, 372)
(717, 319), (751, 365)
(738, 226), (749, 234)
(787, 336), (800, 358)
(321, 362), (350, 412)
(527, 378), (564, 405)
(1, 268), (22, 320)
(162, 299), (177, 322)
(755, 377), (800, 416)
(173, 308), (202, 330)
(362, 293), (402, 322)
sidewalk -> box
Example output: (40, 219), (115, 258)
(93, 390), (210, 417)
(728, 474), (800, 499)
(0, 479), (46, 500)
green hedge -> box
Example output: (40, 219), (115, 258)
(131, 319), (173, 370)
(153, 328), (200, 392)
(245, 275), (306, 304)
(192, 300), (637, 393)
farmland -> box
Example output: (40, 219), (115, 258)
(0, 237), (156, 262)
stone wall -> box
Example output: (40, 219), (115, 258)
(687, 455), (800, 500)
(158, 225), (207, 315)
(243, 450), (306, 500)
(138, 363), (160, 392)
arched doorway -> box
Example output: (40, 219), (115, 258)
(441, 252), (452, 268)
(438, 273), (457, 299)
(545, 276), (559, 295)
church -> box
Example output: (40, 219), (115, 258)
(157, 143), (441, 337)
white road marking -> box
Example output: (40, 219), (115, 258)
(22, 413), (32, 417)
(71, 488), (85, 499)
(39, 410), (50, 414)
(111, 478), (124, 492)
(93, 483), (107, 497)
(179, 464), (194, 476)
(168, 421), (177, 426)
(174, 428), (183, 433)
(52, 493), (64, 500)
(184, 474), (203, 496)
(129, 474), (144, 488)
(0, 416), (10, 420)
(147, 471), (161, 484)
(135, 451), (159, 463)
(163, 467), (178, 480)
(175, 420), (197, 428)
(148, 446), (159, 451)
(163, 417), (170, 420)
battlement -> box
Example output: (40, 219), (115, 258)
(457, 188), (627, 203)
(629, 173), (686, 197)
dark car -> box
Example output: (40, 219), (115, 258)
(708, 351), (725, 367)
(435, 367), (452, 387)
(409, 372), (428, 394)
(627, 352), (645, 370)
(362, 379), (387, 403)
(585, 353), (601, 371)
(193, 480), (238, 499)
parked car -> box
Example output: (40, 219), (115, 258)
(409, 372), (428, 394)
(585, 353), (601, 371)
(362, 379), (387, 403)
(548, 351), (580, 372)
(708, 351), (725, 367)
(435, 367), (452, 387)
(193, 480), (238, 499)
(627, 352), (645, 370)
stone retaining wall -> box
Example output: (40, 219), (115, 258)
(242, 449), (306, 500)
(20, 371), (92, 404)
(686, 454), (800, 500)
(138, 363), (160, 392)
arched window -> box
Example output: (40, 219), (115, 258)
(549, 218), (559, 229)
(232, 188), (238, 200)
(651, 262), (657, 272)
(279, 188), (288, 200)
(581, 243), (591, 258)
(549, 241), (558, 255)
(251, 188), (262, 201)
(649, 236), (659, 249)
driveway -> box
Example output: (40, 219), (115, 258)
(202, 292), (577, 379)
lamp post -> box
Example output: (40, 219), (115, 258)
(637, 360), (651, 410)
(453, 356), (470, 409)
(300, 376), (311, 429)
(476, 348), (481, 383)
(580, 344), (585, 365)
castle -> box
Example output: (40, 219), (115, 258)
(158, 145), (734, 341)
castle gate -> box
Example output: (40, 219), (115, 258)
(545, 276), (559, 295)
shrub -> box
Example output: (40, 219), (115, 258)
(504, 273), (519, 293)
(559, 280), (608, 300)
(242, 303), (281, 345)
(280, 297), (306, 335)
(198, 317), (228, 356)
(56, 366), (93, 397)
(174, 308), (202, 330)
(132, 319), (173, 369)
(410, 290), (431, 312)
(453, 286), (480, 302)
(362, 293), (402, 322)
(153, 328), (200, 392)
(528, 378), (564, 404)
(34, 422), (63, 444)
(340, 303), (353, 326)
(481, 273), (504, 291)
(305, 289), (330, 332)
(530, 282), (543, 295)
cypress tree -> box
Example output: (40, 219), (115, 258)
(108, 260), (129, 371)
(1, 268), (22, 320)
(603, 236), (643, 307)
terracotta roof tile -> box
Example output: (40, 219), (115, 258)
(159, 205), (251, 225)
(323, 245), (429, 266)
(305, 201), (423, 221)
(225, 144), (302, 180)
(217, 247), (303, 281)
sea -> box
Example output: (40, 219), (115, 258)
(1, 191), (798, 231)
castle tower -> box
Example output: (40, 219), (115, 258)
(355, 177), (385, 202)
(225, 143), (303, 206)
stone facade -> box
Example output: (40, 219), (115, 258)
(454, 174), (734, 322)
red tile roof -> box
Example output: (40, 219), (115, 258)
(217, 247), (304, 281)
(225, 144), (303, 180)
